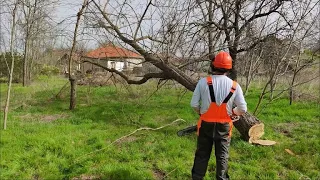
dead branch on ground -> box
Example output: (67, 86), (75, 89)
(75, 118), (186, 161)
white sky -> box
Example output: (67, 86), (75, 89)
(0, 0), (319, 53)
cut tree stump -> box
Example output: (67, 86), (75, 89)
(233, 112), (261, 141)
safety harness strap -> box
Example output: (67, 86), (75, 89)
(206, 76), (216, 103)
(223, 81), (237, 103)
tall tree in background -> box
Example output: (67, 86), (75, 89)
(20, 0), (57, 86)
(68, 0), (88, 110)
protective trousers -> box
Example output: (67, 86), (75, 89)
(192, 121), (231, 180)
(192, 76), (236, 180)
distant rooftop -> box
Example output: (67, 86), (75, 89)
(85, 44), (143, 59)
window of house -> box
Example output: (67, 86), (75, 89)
(111, 62), (116, 69)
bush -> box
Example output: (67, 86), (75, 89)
(40, 65), (60, 76)
(0, 52), (23, 83)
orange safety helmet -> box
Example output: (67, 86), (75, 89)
(212, 51), (232, 69)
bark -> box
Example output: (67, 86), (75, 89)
(208, 0), (214, 59)
(233, 112), (261, 141)
(23, 35), (29, 86)
(69, 77), (76, 110)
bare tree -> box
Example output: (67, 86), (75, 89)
(77, 0), (318, 140)
(20, 0), (58, 86)
(288, 4), (320, 105)
(3, 0), (18, 130)
(68, 0), (89, 110)
(253, 0), (319, 114)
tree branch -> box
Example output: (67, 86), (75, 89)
(239, 1), (285, 33)
(237, 34), (278, 53)
(178, 58), (210, 69)
(82, 60), (167, 84)
(134, 35), (166, 44)
(133, 0), (152, 39)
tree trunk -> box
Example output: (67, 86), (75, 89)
(233, 112), (261, 141)
(68, 0), (88, 110)
(229, 49), (238, 81)
(4, 1), (18, 130)
(4, 55), (15, 130)
(23, 36), (29, 86)
(69, 77), (76, 110)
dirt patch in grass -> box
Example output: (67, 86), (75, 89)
(273, 122), (318, 137)
(17, 113), (67, 122)
(41, 114), (64, 122)
(273, 123), (296, 137)
(72, 174), (100, 180)
(152, 167), (166, 180)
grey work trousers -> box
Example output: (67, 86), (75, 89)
(192, 121), (231, 180)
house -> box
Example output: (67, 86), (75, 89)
(82, 44), (144, 73)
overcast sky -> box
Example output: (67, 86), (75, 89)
(1, 0), (319, 53)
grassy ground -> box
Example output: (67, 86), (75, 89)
(0, 76), (319, 180)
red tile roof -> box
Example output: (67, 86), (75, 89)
(85, 44), (143, 59)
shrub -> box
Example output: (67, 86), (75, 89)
(0, 52), (23, 83)
(40, 65), (60, 76)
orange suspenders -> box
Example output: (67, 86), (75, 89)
(197, 76), (237, 137)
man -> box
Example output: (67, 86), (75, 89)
(190, 51), (247, 180)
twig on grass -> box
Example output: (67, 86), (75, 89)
(53, 82), (69, 99)
(109, 118), (186, 145)
(163, 168), (177, 179)
(298, 171), (311, 180)
(75, 118), (186, 161)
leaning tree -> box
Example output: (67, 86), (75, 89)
(75, 0), (316, 140)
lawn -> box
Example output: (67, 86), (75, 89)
(0, 75), (319, 179)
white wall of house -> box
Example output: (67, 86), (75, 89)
(82, 58), (144, 73)
(127, 58), (143, 69)
(107, 61), (125, 71)
(107, 58), (143, 71)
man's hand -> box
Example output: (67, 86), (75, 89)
(230, 115), (240, 122)
(193, 107), (200, 115)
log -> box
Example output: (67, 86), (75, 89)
(233, 112), (261, 141)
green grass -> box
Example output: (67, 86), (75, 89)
(0, 76), (319, 179)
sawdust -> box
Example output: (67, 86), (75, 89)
(285, 149), (296, 155)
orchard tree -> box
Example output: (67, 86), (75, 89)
(75, 0), (318, 140)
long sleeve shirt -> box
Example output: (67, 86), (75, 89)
(190, 75), (247, 116)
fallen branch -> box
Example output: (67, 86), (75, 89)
(110, 118), (186, 145)
(163, 168), (177, 179)
(54, 82), (69, 99)
(75, 118), (186, 161)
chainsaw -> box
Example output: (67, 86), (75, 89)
(177, 116), (240, 136)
